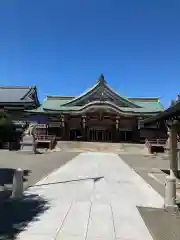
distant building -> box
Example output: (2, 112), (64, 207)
(28, 75), (166, 142)
(0, 85), (39, 129)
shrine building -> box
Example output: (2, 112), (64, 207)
(28, 75), (166, 142)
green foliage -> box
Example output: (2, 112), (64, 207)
(0, 111), (15, 141)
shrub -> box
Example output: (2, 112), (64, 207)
(0, 112), (15, 142)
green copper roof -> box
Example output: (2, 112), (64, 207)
(143, 99), (180, 124)
(28, 75), (164, 115)
(29, 97), (164, 115)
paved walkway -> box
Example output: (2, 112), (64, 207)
(16, 152), (164, 240)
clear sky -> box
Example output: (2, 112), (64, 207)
(0, 0), (180, 107)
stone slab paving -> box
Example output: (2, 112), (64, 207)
(16, 152), (164, 240)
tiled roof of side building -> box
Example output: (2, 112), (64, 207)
(142, 99), (180, 124)
(0, 85), (38, 103)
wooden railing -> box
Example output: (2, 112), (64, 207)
(146, 138), (167, 146)
(35, 135), (56, 150)
(145, 138), (167, 154)
(35, 135), (56, 141)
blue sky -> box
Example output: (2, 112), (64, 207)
(0, 0), (180, 107)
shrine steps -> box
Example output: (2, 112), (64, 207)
(55, 141), (147, 154)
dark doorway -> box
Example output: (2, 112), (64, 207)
(119, 131), (133, 142)
(69, 129), (82, 141)
(97, 131), (103, 141)
(48, 127), (62, 139)
(70, 129), (76, 141)
(126, 131), (133, 142)
(88, 128), (112, 142)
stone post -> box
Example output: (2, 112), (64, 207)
(164, 175), (178, 212)
(11, 168), (24, 200)
(169, 124), (178, 178)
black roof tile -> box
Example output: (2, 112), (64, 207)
(0, 85), (37, 104)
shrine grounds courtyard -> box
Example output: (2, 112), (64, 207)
(0, 150), (180, 240)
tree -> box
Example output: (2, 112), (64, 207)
(0, 111), (15, 142)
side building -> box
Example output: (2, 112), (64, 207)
(28, 75), (166, 143)
(0, 85), (40, 131)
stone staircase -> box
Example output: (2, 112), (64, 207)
(55, 141), (147, 154)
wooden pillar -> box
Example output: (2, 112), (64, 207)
(61, 115), (65, 139)
(82, 116), (86, 141)
(169, 124), (178, 178)
(137, 117), (143, 142)
(115, 117), (120, 142)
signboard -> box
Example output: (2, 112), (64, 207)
(12, 120), (26, 125)
(36, 124), (47, 129)
(48, 116), (61, 121)
(12, 120), (27, 127)
(48, 122), (61, 127)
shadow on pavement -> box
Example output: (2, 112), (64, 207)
(0, 168), (31, 185)
(0, 194), (50, 240)
(161, 169), (180, 180)
(33, 176), (104, 188)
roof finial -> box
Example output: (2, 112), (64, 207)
(176, 94), (180, 101)
(98, 74), (106, 84)
(170, 99), (175, 107)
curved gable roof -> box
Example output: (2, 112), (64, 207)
(28, 75), (164, 115)
(62, 74), (139, 108)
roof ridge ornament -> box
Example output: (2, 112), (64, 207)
(98, 74), (106, 84)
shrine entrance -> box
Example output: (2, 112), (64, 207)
(119, 130), (133, 142)
(88, 128), (112, 142)
(69, 129), (83, 141)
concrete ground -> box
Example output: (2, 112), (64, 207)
(0, 151), (79, 189)
(138, 207), (180, 240)
(1, 150), (180, 240)
(14, 152), (163, 240)
(120, 153), (180, 240)
(119, 153), (170, 197)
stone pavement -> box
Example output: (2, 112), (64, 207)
(16, 152), (164, 240)
(55, 141), (147, 154)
